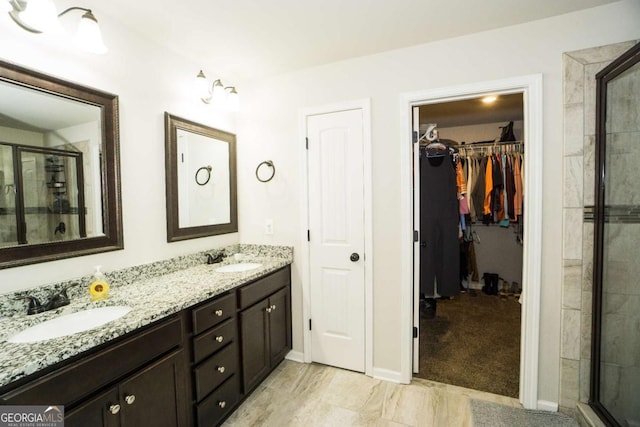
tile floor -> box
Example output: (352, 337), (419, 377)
(223, 360), (522, 426)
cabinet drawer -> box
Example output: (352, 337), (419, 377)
(196, 375), (240, 427)
(194, 343), (238, 402)
(192, 293), (236, 335)
(193, 318), (236, 364)
(238, 266), (290, 309)
(0, 315), (183, 407)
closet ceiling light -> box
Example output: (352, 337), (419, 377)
(7, 0), (108, 54)
(481, 96), (498, 104)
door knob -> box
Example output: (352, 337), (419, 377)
(350, 253), (360, 262)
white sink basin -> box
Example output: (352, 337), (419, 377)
(215, 263), (262, 273)
(8, 306), (132, 344)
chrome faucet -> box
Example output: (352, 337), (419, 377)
(16, 283), (79, 315)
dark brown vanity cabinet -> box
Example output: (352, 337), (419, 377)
(238, 267), (292, 393)
(65, 350), (187, 427)
(0, 265), (292, 427)
(191, 293), (241, 427)
(0, 315), (190, 427)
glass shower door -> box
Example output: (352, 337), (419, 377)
(592, 43), (640, 427)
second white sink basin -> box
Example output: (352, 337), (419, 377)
(215, 263), (262, 273)
(8, 306), (132, 344)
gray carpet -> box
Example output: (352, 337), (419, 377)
(417, 292), (521, 397)
(470, 400), (579, 427)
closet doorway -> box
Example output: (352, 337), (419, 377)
(413, 93), (524, 398)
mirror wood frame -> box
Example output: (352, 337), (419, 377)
(164, 113), (238, 242)
(0, 60), (123, 269)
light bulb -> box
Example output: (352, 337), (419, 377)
(19, 0), (62, 33)
(73, 10), (107, 54)
(226, 87), (239, 112)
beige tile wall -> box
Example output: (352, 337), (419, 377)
(560, 40), (638, 412)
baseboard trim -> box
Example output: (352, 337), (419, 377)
(372, 367), (404, 384)
(285, 350), (304, 363)
(537, 400), (559, 412)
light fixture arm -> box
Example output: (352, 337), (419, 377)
(58, 6), (95, 21)
(8, 0), (40, 33)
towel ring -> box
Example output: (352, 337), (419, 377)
(195, 165), (212, 186)
(255, 160), (275, 183)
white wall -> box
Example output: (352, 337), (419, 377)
(0, 9), (239, 292)
(235, 0), (640, 405)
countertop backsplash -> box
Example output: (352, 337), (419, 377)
(0, 244), (293, 317)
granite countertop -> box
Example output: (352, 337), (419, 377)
(0, 254), (291, 388)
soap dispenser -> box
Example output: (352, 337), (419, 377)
(89, 265), (110, 301)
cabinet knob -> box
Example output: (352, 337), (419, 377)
(215, 309), (223, 317)
(109, 404), (121, 415)
(215, 335), (224, 343)
(271, 304), (277, 311)
(266, 307), (272, 313)
(218, 401), (226, 409)
(125, 395), (136, 405)
(218, 366), (226, 374)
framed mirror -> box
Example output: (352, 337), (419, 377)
(164, 113), (237, 242)
(0, 60), (122, 269)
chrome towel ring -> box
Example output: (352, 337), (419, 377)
(256, 160), (275, 183)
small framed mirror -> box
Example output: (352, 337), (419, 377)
(164, 113), (237, 242)
(0, 60), (122, 269)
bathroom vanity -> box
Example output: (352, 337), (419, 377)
(0, 251), (292, 427)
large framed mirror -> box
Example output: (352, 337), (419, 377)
(164, 113), (237, 242)
(0, 60), (122, 269)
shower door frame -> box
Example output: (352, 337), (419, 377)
(590, 42), (640, 427)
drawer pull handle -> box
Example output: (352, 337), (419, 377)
(109, 404), (121, 415)
(215, 335), (224, 343)
(215, 309), (223, 317)
(218, 400), (226, 409)
(218, 366), (226, 374)
(125, 395), (136, 405)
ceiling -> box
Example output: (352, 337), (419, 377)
(82, 0), (618, 83)
(419, 93), (524, 128)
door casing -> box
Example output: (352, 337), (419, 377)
(400, 74), (544, 409)
(299, 98), (373, 376)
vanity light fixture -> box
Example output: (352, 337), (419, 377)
(196, 70), (239, 111)
(7, 0), (107, 54)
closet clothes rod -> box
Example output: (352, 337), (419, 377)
(458, 140), (523, 155)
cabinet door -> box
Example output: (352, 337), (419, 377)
(65, 387), (120, 427)
(119, 350), (187, 427)
(239, 300), (270, 393)
(268, 286), (291, 366)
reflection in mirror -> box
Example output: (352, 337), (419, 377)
(165, 113), (237, 242)
(0, 60), (122, 269)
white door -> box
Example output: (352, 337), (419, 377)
(307, 109), (366, 372)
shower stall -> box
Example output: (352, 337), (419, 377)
(591, 42), (640, 427)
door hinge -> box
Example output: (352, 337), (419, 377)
(305, 137), (309, 150)
(413, 326), (418, 338)
(413, 230), (419, 242)
(309, 319), (312, 330)
(307, 230), (310, 241)
(412, 131), (418, 144)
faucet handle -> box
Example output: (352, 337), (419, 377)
(14, 295), (45, 315)
(206, 253), (226, 265)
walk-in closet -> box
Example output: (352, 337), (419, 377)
(414, 93), (524, 398)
